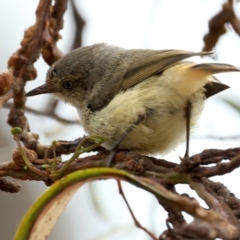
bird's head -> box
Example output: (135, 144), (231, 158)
(25, 46), (97, 108)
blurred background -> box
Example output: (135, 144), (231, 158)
(1, 0), (240, 239)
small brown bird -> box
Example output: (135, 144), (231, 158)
(26, 43), (239, 165)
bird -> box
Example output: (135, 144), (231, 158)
(25, 43), (239, 166)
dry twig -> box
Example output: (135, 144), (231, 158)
(117, 180), (158, 240)
(70, 0), (85, 50)
(203, 0), (240, 52)
(41, 0), (67, 65)
(3, 102), (79, 125)
(0, 177), (21, 193)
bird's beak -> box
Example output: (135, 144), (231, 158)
(25, 83), (55, 97)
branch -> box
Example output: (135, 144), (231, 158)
(3, 0), (52, 135)
(1, 140), (240, 238)
(203, 0), (240, 52)
(176, 147), (240, 178)
(1, 146), (240, 184)
(0, 0), (68, 158)
(41, 0), (67, 65)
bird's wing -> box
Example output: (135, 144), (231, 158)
(88, 49), (212, 111)
(121, 50), (212, 90)
(90, 49), (239, 111)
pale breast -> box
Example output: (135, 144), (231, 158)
(79, 74), (206, 155)
(119, 90), (205, 154)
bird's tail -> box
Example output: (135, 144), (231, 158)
(190, 63), (239, 74)
(168, 62), (239, 96)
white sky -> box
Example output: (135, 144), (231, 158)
(1, 1), (240, 240)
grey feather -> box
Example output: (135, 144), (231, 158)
(121, 50), (212, 90)
(89, 46), (213, 111)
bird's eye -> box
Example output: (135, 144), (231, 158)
(63, 81), (73, 89)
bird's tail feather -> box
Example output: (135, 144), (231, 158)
(169, 62), (239, 96)
(190, 63), (240, 74)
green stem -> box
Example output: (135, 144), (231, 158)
(50, 136), (105, 179)
(14, 136), (48, 178)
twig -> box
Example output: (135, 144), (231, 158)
(69, 0), (85, 49)
(41, 0), (67, 65)
(116, 180), (158, 240)
(3, 102), (79, 125)
(5, 0), (52, 137)
(0, 177), (21, 193)
(1, 0), (68, 156)
(2, 146), (240, 182)
(203, 0), (240, 52)
(194, 147), (240, 165)
(193, 154), (240, 178)
(177, 147), (240, 173)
